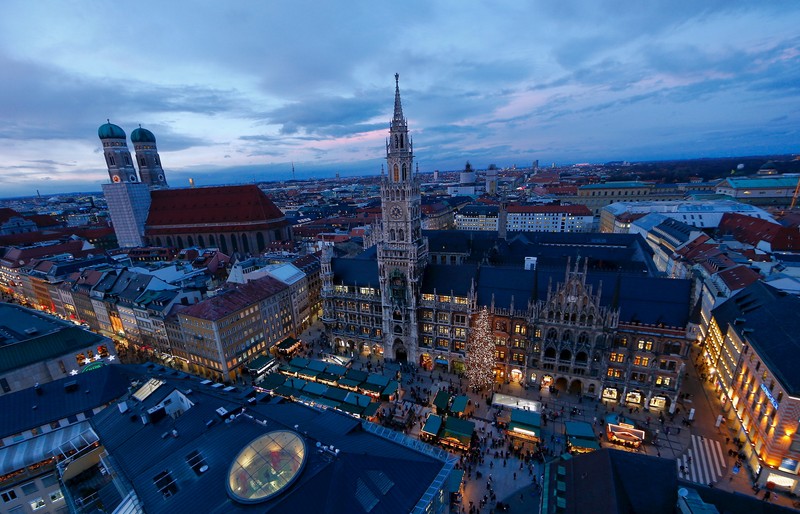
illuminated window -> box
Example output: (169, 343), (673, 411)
(609, 353), (625, 363)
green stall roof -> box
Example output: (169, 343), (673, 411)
(450, 395), (470, 413)
(433, 390), (451, 411)
(564, 421), (596, 439)
(422, 414), (443, 436)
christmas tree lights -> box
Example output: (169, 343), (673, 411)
(466, 307), (495, 391)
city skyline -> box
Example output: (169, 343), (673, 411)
(1, 1), (799, 197)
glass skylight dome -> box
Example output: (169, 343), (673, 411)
(227, 430), (307, 503)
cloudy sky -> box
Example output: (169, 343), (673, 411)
(1, 1), (799, 197)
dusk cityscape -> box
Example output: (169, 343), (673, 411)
(1, 3), (800, 514)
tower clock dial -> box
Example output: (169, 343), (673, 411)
(391, 206), (402, 219)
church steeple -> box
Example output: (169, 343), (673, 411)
(386, 73), (412, 183)
(393, 73), (405, 126)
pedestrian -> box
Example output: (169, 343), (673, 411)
(513, 472), (517, 480)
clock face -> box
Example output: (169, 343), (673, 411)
(391, 206), (402, 219)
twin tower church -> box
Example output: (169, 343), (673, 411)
(98, 122), (291, 251)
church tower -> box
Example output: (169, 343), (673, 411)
(131, 126), (169, 188)
(99, 121), (151, 247)
(378, 74), (429, 364)
(99, 121), (139, 184)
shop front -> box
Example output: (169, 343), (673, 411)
(452, 360), (465, 375)
(510, 368), (524, 383)
(506, 408), (542, 450)
(625, 390), (643, 406)
(420, 353), (433, 371)
(602, 387), (619, 402)
(649, 395), (670, 410)
(541, 375), (554, 389)
(434, 356), (449, 372)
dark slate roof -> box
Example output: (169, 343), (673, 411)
(556, 449), (677, 514)
(475, 266), (537, 310)
(89, 368), (451, 514)
(331, 256), (380, 289)
(421, 264), (476, 296)
(711, 282), (800, 395)
(425, 230), (656, 274)
(0, 364), (137, 437)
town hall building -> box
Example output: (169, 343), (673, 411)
(321, 75), (695, 412)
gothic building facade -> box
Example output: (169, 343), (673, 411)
(321, 76), (693, 411)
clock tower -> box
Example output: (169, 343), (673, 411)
(378, 74), (428, 364)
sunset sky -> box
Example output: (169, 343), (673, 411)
(1, 1), (799, 197)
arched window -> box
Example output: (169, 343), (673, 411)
(398, 229), (404, 241)
(219, 235), (227, 253)
(547, 328), (558, 341)
(176, 236), (183, 248)
(393, 164), (400, 182)
(390, 229), (396, 241)
(544, 347), (556, 359)
(241, 234), (249, 253)
(209, 234), (216, 246)
(256, 232), (265, 252)
(155, 237), (162, 246)
(559, 349), (572, 361)
(187, 236), (194, 247)
(400, 134), (404, 148)
(575, 351), (588, 363)
(561, 330), (572, 343)
(198, 235), (205, 248)
(402, 163), (407, 180)
(578, 332), (589, 344)
(394, 135), (399, 148)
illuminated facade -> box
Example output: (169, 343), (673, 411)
(703, 282), (800, 493)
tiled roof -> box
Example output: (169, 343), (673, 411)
(180, 275), (288, 321)
(146, 185), (287, 230)
(715, 265), (760, 292)
(718, 213), (800, 251)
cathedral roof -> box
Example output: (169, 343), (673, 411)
(98, 122), (126, 139)
(131, 126), (156, 143)
(145, 185), (288, 234)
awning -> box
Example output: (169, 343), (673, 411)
(510, 408), (541, 428)
(433, 390), (451, 411)
(0, 421), (98, 475)
(450, 395), (469, 414)
(245, 354), (275, 374)
(508, 422), (540, 440)
(381, 381), (399, 398)
(422, 415), (443, 436)
(278, 337), (300, 351)
(435, 358), (448, 365)
(564, 421), (595, 440)
(443, 417), (475, 444)
(568, 436), (600, 451)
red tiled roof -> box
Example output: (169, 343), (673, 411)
(716, 265), (760, 291)
(718, 213), (800, 251)
(507, 204), (592, 215)
(180, 275), (288, 321)
(0, 208), (22, 224)
(146, 185), (286, 228)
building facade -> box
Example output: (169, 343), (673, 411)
(506, 204), (593, 233)
(703, 282), (800, 494)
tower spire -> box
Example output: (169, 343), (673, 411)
(393, 73), (404, 125)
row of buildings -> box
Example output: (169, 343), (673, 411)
(0, 247), (323, 387)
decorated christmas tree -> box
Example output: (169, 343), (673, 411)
(466, 307), (495, 391)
